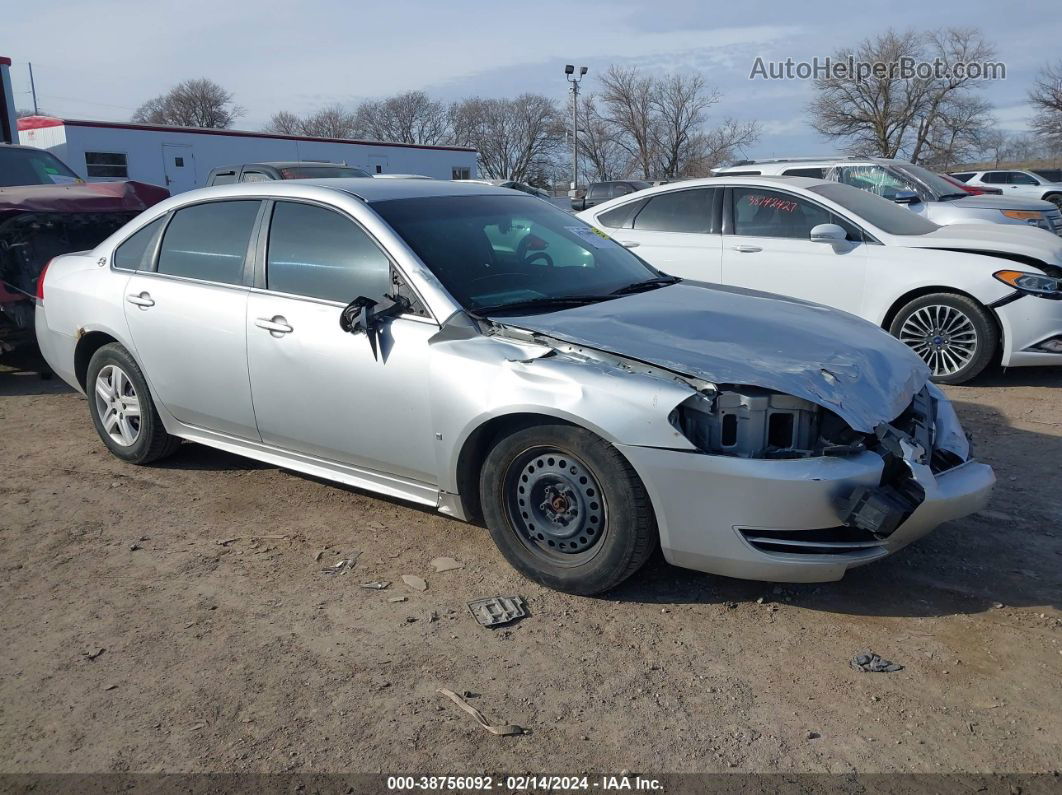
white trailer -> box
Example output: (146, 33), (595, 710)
(17, 116), (478, 192)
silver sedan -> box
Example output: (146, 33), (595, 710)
(35, 179), (994, 594)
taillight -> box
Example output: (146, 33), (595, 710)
(36, 259), (53, 301)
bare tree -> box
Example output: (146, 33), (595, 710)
(1029, 60), (1062, 153)
(917, 94), (992, 170)
(577, 96), (628, 181)
(598, 66), (658, 179)
(299, 105), (359, 138)
(651, 73), (719, 178)
(132, 78), (243, 128)
(453, 94), (563, 182)
(263, 111), (304, 135)
(593, 65), (756, 179)
(356, 91), (449, 145)
(810, 28), (995, 164)
(683, 119), (761, 176)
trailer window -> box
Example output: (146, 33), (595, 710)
(85, 152), (128, 178)
(452, 167), (471, 180)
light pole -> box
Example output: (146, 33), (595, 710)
(565, 64), (587, 195)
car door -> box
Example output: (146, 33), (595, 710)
(123, 199), (263, 439)
(595, 187), (722, 283)
(245, 199), (437, 484)
(1001, 171), (1044, 198)
(719, 186), (867, 314)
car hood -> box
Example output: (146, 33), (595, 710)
(499, 282), (928, 433)
(944, 194), (1055, 211)
(891, 223), (1062, 263)
(0, 180), (170, 217)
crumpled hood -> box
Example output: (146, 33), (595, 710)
(896, 222), (1062, 263)
(500, 282), (929, 433)
(0, 181), (170, 218)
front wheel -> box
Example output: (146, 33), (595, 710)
(480, 424), (657, 595)
(1044, 193), (1062, 211)
(889, 293), (998, 385)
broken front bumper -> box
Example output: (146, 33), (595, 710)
(616, 436), (994, 584)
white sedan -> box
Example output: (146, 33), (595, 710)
(578, 176), (1062, 383)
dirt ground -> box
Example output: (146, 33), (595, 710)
(1, 350), (1059, 778)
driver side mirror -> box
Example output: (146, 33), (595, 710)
(889, 189), (920, 205)
(809, 223), (848, 243)
(339, 293), (410, 360)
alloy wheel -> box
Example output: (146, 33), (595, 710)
(898, 304), (978, 377)
(94, 364), (142, 446)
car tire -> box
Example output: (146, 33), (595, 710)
(1044, 193), (1062, 211)
(889, 293), (998, 385)
(479, 423), (657, 595)
(86, 343), (181, 464)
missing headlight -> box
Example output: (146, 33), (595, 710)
(670, 387), (865, 459)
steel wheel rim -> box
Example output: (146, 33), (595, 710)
(898, 304), (978, 377)
(504, 446), (608, 566)
(94, 364), (141, 447)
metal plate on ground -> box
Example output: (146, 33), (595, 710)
(467, 596), (528, 628)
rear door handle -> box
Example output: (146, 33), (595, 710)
(255, 316), (293, 334)
(126, 292), (155, 308)
(618, 240), (640, 248)
(731, 245), (763, 253)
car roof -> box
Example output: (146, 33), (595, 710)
(181, 177), (518, 203)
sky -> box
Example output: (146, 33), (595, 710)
(3, 0), (1058, 160)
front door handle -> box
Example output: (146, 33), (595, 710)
(732, 245), (763, 253)
(255, 316), (293, 335)
(126, 292), (155, 308)
(618, 240), (640, 248)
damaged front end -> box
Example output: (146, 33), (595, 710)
(669, 382), (977, 553)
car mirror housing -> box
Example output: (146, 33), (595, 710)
(339, 294), (411, 360)
(890, 190), (921, 205)
(809, 223), (848, 243)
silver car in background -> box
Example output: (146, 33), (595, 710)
(35, 180), (994, 594)
(714, 157), (1062, 235)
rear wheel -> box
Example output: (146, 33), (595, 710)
(480, 424), (657, 595)
(86, 343), (181, 464)
(889, 293), (997, 385)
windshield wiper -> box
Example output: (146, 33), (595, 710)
(609, 276), (680, 295)
(469, 295), (615, 317)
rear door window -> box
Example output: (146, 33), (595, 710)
(632, 188), (717, 234)
(156, 201), (261, 285)
(980, 172), (1007, 184)
(266, 201), (392, 303)
(597, 198), (647, 229)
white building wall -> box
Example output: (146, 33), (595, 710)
(19, 121), (478, 192)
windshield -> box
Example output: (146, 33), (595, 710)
(808, 183), (940, 236)
(372, 194), (665, 313)
(893, 163), (970, 200)
(0, 147), (81, 187)
(279, 166), (371, 179)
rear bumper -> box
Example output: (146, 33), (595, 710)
(618, 389), (995, 583)
(34, 304), (80, 390)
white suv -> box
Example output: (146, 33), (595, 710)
(950, 169), (1062, 211)
(713, 158), (1062, 236)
